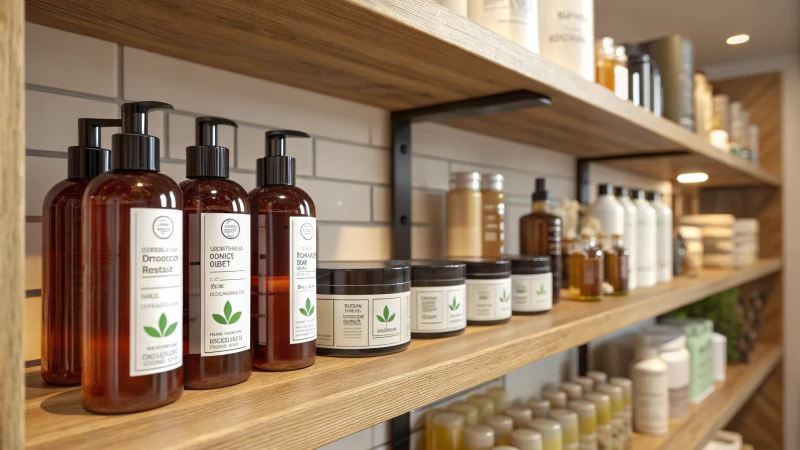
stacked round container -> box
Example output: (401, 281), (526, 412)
(410, 261), (467, 339)
(509, 255), (553, 314)
(462, 258), (513, 325)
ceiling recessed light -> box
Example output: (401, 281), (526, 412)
(726, 34), (750, 45)
(677, 173), (709, 183)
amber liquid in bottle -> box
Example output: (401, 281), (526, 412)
(579, 236), (604, 301)
(83, 171), (184, 412)
(183, 179), (252, 388)
(42, 179), (87, 385)
(250, 185), (316, 370)
(481, 188), (505, 258)
(604, 234), (629, 296)
(520, 200), (562, 303)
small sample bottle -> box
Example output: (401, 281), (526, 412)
(628, 53), (652, 111)
(631, 345), (669, 436)
(82, 101), (183, 413)
(560, 381), (583, 400)
(464, 424), (496, 450)
(528, 397), (551, 418)
(410, 261), (467, 339)
(595, 37), (616, 91)
(468, 394), (497, 424)
(569, 234), (604, 301)
(542, 387), (567, 409)
(182, 117), (251, 389)
(549, 409), (580, 450)
(603, 234), (629, 296)
(425, 408), (446, 450)
(511, 428), (544, 450)
(486, 414), (514, 446)
(646, 192), (673, 283)
(584, 392), (612, 450)
(505, 405), (533, 429)
(569, 400), (599, 450)
(450, 401), (480, 426)
(432, 412), (465, 450)
(632, 190), (657, 288)
(519, 178), (562, 303)
(486, 386), (512, 414)
(42, 118), (118, 385)
(609, 378), (633, 450)
(614, 187), (637, 291)
(510, 255), (552, 314)
(447, 172), (482, 258)
(572, 376), (594, 394)
(528, 418), (563, 450)
(481, 174), (505, 258)
(250, 130), (317, 370)
(614, 46), (629, 101)
(586, 371), (608, 386)
(464, 259), (513, 325)
(595, 384), (626, 450)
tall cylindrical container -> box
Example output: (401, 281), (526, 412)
(631, 345), (669, 436)
(481, 174), (505, 258)
(590, 184), (625, 246)
(615, 187), (638, 290)
(537, 0), (595, 81)
(647, 192), (673, 283)
(469, 0), (539, 52)
(640, 325), (690, 419)
(448, 172), (483, 258)
(632, 190), (657, 287)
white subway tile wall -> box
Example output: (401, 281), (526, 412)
(26, 24), (673, 450)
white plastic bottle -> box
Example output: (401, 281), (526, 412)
(590, 183), (625, 247)
(631, 344), (669, 436)
(632, 189), (657, 288)
(537, 0), (595, 82)
(648, 192), (673, 283)
(468, 0), (539, 52)
(615, 187), (638, 290)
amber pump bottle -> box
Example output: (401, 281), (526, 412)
(250, 130), (317, 371)
(42, 118), (118, 385)
(82, 101), (184, 413)
(519, 178), (562, 303)
(182, 117), (251, 389)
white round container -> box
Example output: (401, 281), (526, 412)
(640, 325), (690, 419)
(631, 345), (669, 436)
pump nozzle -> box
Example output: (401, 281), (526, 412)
(114, 101), (173, 171)
(258, 129), (310, 186)
(196, 117), (237, 146)
(121, 101), (173, 134)
(68, 118), (120, 179)
(77, 118), (121, 148)
(266, 129), (310, 156)
(186, 117), (238, 179)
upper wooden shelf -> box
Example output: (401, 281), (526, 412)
(633, 343), (782, 450)
(24, 259), (780, 449)
(27, 0), (779, 187)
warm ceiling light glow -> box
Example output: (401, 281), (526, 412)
(677, 172), (709, 183)
(726, 34), (750, 45)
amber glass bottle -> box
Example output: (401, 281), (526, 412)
(42, 118), (118, 385)
(250, 130), (317, 371)
(596, 37), (616, 91)
(82, 102), (184, 413)
(520, 178), (562, 303)
(573, 234), (604, 301)
(182, 117), (252, 389)
(481, 174), (505, 258)
(604, 234), (630, 296)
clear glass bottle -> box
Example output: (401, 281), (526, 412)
(447, 172), (482, 258)
(249, 130), (316, 371)
(520, 178), (562, 303)
(604, 234), (629, 296)
(481, 173), (505, 258)
(42, 118), (118, 385)
(569, 234), (604, 301)
(595, 37), (616, 91)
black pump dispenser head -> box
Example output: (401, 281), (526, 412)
(257, 129), (310, 186)
(645, 191), (660, 201)
(112, 101), (173, 171)
(186, 117), (237, 179)
(598, 183), (613, 196)
(533, 177), (550, 202)
(67, 118), (119, 179)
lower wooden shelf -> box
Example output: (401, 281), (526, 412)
(24, 259), (780, 449)
(632, 343), (782, 450)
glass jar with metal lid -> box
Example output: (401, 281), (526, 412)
(410, 260), (467, 339)
(461, 258), (512, 325)
(316, 261), (410, 357)
(448, 172), (483, 258)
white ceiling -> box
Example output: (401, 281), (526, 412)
(595, 0), (800, 68)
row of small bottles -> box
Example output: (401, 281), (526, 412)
(596, 37), (664, 117)
(42, 102), (317, 413)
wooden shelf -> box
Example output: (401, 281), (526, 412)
(27, 0), (779, 187)
(24, 259), (780, 449)
(633, 343), (783, 450)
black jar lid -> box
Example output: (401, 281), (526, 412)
(410, 260), (466, 283)
(508, 255), (551, 274)
(317, 261), (410, 287)
(457, 258), (512, 278)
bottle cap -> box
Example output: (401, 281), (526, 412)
(449, 401), (480, 426)
(486, 387), (511, 414)
(527, 397), (551, 418)
(505, 405), (533, 429)
(541, 389), (567, 408)
(533, 177), (549, 202)
(645, 191), (660, 201)
(613, 186), (629, 197)
(433, 412), (465, 429)
(510, 428), (543, 450)
(609, 378), (633, 408)
(598, 183), (613, 196)
(463, 424), (495, 448)
(460, 258), (512, 279)
(451, 172), (482, 190)
(631, 189), (646, 199)
(594, 383), (624, 413)
(485, 414), (514, 437)
(560, 381), (583, 400)
(549, 408), (579, 429)
(113, 101), (173, 171)
(509, 255), (551, 275)
(527, 418), (562, 440)
(410, 260), (466, 284)
(67, 118), (119, 179)
(257, 129), (309, 186)
(568, 400), (598, 435)
(467, 395), (496, 422)
(186, 117), (237, 179)
(481, 173), (504, 191)
(572, 376), (594, 393)
(586, 371), (607, 385)
(584, 393), (611, 425)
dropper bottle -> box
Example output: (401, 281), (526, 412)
(82, 101), (183, 413)
(42, 118), (118, 385)
(249, 130), (317, 370)
(182, 117), (252, 389)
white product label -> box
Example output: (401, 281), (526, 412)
(633, 370), (669, 435)
(129, 208), (183, 377)
(636, 210), (657, 287)
(537, 0), (595, 82)
(317, 292), (411, 349)
(290, 217), (317, 344)
(193, 213), (250, 357)
(411, 284), (467, 333)
(511, 273), (552, 312)
(469, 0), (539, 51)
(466, 278), (512, 322)
(656, 210), (673, 282)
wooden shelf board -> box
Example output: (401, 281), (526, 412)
(26, 0), (779, 186)
(633, 343), (783, 450)
(24, 259), (780, 449)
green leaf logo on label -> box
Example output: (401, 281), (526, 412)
(536, 284), (547, 295)
(299, 298), (315, 317)
(144, 312), (178, 338)
(449, 296), (460, 311)
(212, 301), (242, 325)
(499, 289), (510, 303)
(376, 305), (395, 323)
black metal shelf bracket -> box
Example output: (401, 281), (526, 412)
(390, 90), (551, 259)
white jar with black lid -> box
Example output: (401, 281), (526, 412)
(462, 258), (513, 325)
(510, 255), (553, 314)
(316, 262), (411, 357)
(410, 261), (467, 339)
